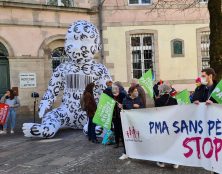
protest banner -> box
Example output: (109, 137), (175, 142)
(139, 69), (154, 98)
(93, 93), (116, 130)
(175, 89), (191, 105)
(121, 104), (222, 173)
(0, 103), (9, 125)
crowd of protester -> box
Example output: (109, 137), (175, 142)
(81, 67), (219, 172)
(0, 67), (219, 173)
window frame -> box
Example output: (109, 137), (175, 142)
(130, 34), (155, 79)
(128, 0), (152, 6)
(51, 47), (68, 71)
(171, 39), (185, 58)
(199, 0), (208, 4)
(46, 0), (74, 7)
(200, 31), (210, 69)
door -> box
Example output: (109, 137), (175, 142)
(0, 42), (10, 98)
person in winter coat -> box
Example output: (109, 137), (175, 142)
(118, 86), (145, 160)
(155, 83), (178, 107)
(83, 83), (98, 143)
(154, 83), (179, 169)
(111, 85), (126, 149)
(123, 86), (145, 110)
(191, 68), (218, 104)
(103, 80), (113, 97)
(130, 78), (146, 108)
(0, 89), (20, 134)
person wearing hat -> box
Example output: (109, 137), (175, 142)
(195, 77), (202, 87)
(155, 82), (178, 107)
(154, 82), (179, 169)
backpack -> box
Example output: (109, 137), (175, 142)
(102, 130), (115, 145)
(80, 95), (86, 111)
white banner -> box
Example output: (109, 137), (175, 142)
(121, 103), (222, 173)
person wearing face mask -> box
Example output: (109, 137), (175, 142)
(191, 68), (217, 104)
(111, 85), (126, 149)
(118, 86), (144, 160)
(130, 78), (147, 108)
(123, 86), (144, 110)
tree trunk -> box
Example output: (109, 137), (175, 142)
(208, 0), (222, 81)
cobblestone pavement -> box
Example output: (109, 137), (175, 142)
(0, 116), (211, 174)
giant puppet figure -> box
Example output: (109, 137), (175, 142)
(23, 20), (111, 138)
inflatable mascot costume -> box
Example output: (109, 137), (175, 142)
(23, 20), (111, 138)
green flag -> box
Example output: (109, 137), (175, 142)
(175, 89), (191, 105)
(210, 80), (222, 104)
(139, 69), (154, 98)
(93, 93), (116, 130)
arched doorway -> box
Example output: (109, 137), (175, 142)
(0, 42), (10, 97)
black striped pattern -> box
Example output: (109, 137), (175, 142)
(66, 74), (93, 90)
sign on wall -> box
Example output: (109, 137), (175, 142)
(19, 73), (37, 88)
(121, 104), (222, 173)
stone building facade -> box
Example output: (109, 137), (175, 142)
(101, 0), (210, 91)
(0, 0), (211, 113)
(0, 0), (98, 113)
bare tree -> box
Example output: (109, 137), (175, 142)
(208, 0), (222, 80)
(147, 0), (222, 80)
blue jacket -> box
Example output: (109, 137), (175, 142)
(123, 95), (144, 110)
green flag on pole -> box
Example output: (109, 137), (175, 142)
(93, 93), (116, 130)
(139, 69), (154, 98)
(175, 89), (191, 105)
(210, 80), (222, 104)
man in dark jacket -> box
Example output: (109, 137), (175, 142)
(192, 68), (217, 104)
(191, 68), (218, 174)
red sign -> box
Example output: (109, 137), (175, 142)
(0, 103), (9, 125)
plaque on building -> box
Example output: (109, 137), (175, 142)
(19, 73), (37, 88)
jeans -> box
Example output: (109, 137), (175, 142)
(88, 117), (96, 141)
(4, 108), (16, 129)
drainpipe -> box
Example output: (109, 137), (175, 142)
(98, 0), (106, 64)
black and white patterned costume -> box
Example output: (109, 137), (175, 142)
(23, 20), (111, 138)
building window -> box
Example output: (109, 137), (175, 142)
(200, 31), (210, 69)
(199, 0), (208, 3)
(51, 47), (68, 71)
(129, 0), (152, 5)
(130, 34), (154, 79)
(46, 0), (74, 7)
(171, 39), (184, 57)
